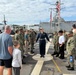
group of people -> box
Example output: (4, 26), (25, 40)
(0, 25), (50, 75)
(52, 24), (76, 71)
(0, 24), (76, 75)
(0, 26), (37, 75)
(14, 28), (37, 63)
(14, 27), (51, 58)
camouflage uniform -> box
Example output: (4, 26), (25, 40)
(29, 30), (36, 53)
(72, 24), (76, 60)
(18, 32), (25, 56)
(53, 32), (59, 55)
(72, 33), (76, 59)
(64, 33), (68, 50)
(24, 32), (29, 54)
(14, 33), (19, 40)
(66, 37), (74, 67)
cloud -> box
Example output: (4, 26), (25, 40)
(0, 0), (76, 25)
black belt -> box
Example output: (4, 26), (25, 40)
(40, 39), (45, 40)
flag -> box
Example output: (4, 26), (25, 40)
(56, 1), (60, 18)
(56, 1), (60, 11)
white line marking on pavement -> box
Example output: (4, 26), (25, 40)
(31, 61), (44, 75)
(31, 39), (53, 75)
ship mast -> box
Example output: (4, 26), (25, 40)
(50, 0), (63, 32)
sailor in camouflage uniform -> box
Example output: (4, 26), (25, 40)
(52, 32), (59, 56)
(14, 29), (19, 40)
(17, 28), (25, 64)
(63, 30), (68, 50)
(66, 31), (74, 70)
(72, 24), (76, 60)
(29, 29), (36, 54)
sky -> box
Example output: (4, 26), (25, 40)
(0, 0), (76, 25)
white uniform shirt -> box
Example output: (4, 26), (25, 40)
(59, 35), (65, 44)
(12, 48), (22, 67)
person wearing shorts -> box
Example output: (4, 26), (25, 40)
(0, 25), (13, 75)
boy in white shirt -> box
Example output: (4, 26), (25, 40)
(12, 40), (22, 75)
(58, 30), (65, 59)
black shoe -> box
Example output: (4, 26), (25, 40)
(40, 55), (45, 58)
(52, 53), (55, 56)
(33, 48), (35, 49)
(59, 56), (64, 59)
(22, 61), (26, 64)
(56, 54), (59, 57)
(66, 65), (70, 68)
(52, 52), (57, 56)
(42, 55), (45, 58)
(23, 55), (26, 58)
(68, 67), (74, 71)
(40, 55), (42, 58)
(52, 54), (56, 56)
(31, 51), (34, 54)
